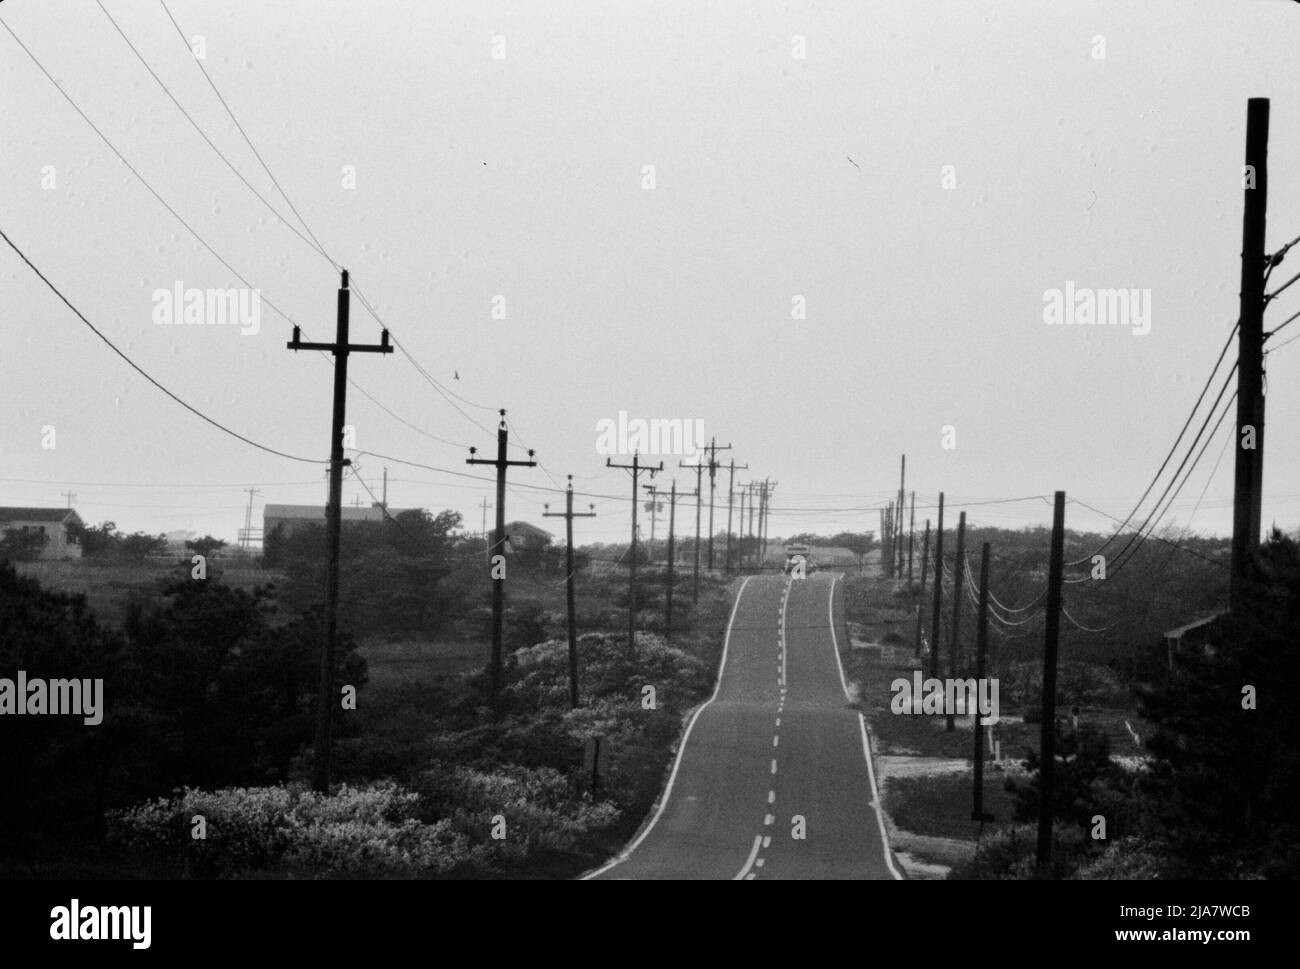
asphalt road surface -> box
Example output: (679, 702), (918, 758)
(585, 571), (901, 880)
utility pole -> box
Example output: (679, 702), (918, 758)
(746, 482), (757, 570)
(914, 519), (930, 660)
(241, 488), (260, 550)
(701, 438), (733, 572)
(543, 477), (595, 709)
(381, 467), (388, 510)
(928, 493), (945, 679)
(286, 268), (392, 793)
(972, 542), (994, 825)
(61, 490), (76, 510)
(885, 502), (895, 578)
(609, 453), (662, 651)
(737, 483), (747, 571)
(663, 480), (697, 645)
(1231, 96), (1270, 613)
(680, 459), (706, 601)
(643, 484), (661, 560)
(896, 455), (906, 579)
(724, 458), (749, 574)
(467, 410), (538, 701)
(758, 480), (775, 567)
(480, 497), (491, 563)
(1037, 491), (1067, 877)
(907, 491), (916, 586)
(946, 511), (966, 732)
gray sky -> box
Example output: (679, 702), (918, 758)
(3, 0), (1299, 547)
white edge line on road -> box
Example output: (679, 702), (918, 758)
(733, 834), (763, 880)
(826, 572), (904, 881)
(581, 575), (755, 880)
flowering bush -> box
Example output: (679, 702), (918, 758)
(106, 781), (466, 878)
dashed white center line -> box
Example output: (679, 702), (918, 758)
(768, 790), (776, 804)
(762, 835), (772, 848)
(772, 736), (779, 747)
(764, 813), (774, 826)
(775, 717), (781, 728)
(770, 759), (778, 774)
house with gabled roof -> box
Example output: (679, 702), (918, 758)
(0, 507), (84, 559)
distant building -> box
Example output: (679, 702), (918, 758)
(502, 521), (552, 554)
(262, 503), (414, 540)
(0, 507), (84, 560)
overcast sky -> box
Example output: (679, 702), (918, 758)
(3, 0), (1300, 548)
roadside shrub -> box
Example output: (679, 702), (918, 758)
(106, 781), (464, 877)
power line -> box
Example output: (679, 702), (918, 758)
(1066, 319), (1239, 566)
(0, 226), (324, 465)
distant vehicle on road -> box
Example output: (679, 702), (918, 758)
(784, 544), (815, 574)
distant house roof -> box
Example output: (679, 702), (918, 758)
(504, 521), (552, 540)
(1163, 611), (1227, 641)
(0, 507), (82, 525)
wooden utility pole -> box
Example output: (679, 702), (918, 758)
(680, 459), (706, 601)
(286, 268), (393, 793)
(928, 493), (945, 679)
(746, 482), (757, 569)
(946, 511), (967, 732)
(896, 455), (907, 579)
(907, 491), (916, 585)
(467, 410), (538, 699)
(241, 487), (260, 550)
(1231, 97), (1270, 612)
(701, 439), (733, 572)
(643, 484), (661, 560)
(61, 490), (76, 509)
(609, 453), (662, 651)
(723, 458), (749, 574)
(480, 497), (491, 563)
(972, 542), (994, 824)
(914, 519), (930, 660)
(759, 480), (776, 567)
(1036, 491), (1067, 877)
(663, 480), (697, 644)
(543, 477), (595, 708)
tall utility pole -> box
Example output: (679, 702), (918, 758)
(61, 490), (76, 510)
(928, 493), (945, 679)
(609, 453), (662, 651)
(680, 459), (706, 601)
(972, 542), (994, 825)
(663, 480), (697, 644)
(946, 511), (967, 732)
(1037, 491), (1067, 877)
(480, 497), (491, 562)
(759, 480), (776, 567)
(914, 519), (931, 660)
(643, 484), (662, 559)
(1231, 97), (1270, 613)
(746, 482), (757, 569)
(701, 439), (733, 571)
(241, 488), (260, 550)
(543, 477), (595, 709)
(723, 458), (749, 574)
(381, 467), (388, 510)
(896, 455), (907, 579)
(907, 491), (916, 585)
(886, 502), (896, 578)
(286, 268), (392, 793)
(737, 482), (747, 570)
(467, 410), (538, 700)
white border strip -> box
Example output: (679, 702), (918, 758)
(581, 575), (754, 879)
(733, 834), (763, 880)
(826, 573), (903, 880)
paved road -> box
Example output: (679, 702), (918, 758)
(585, 572), (900, 880)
